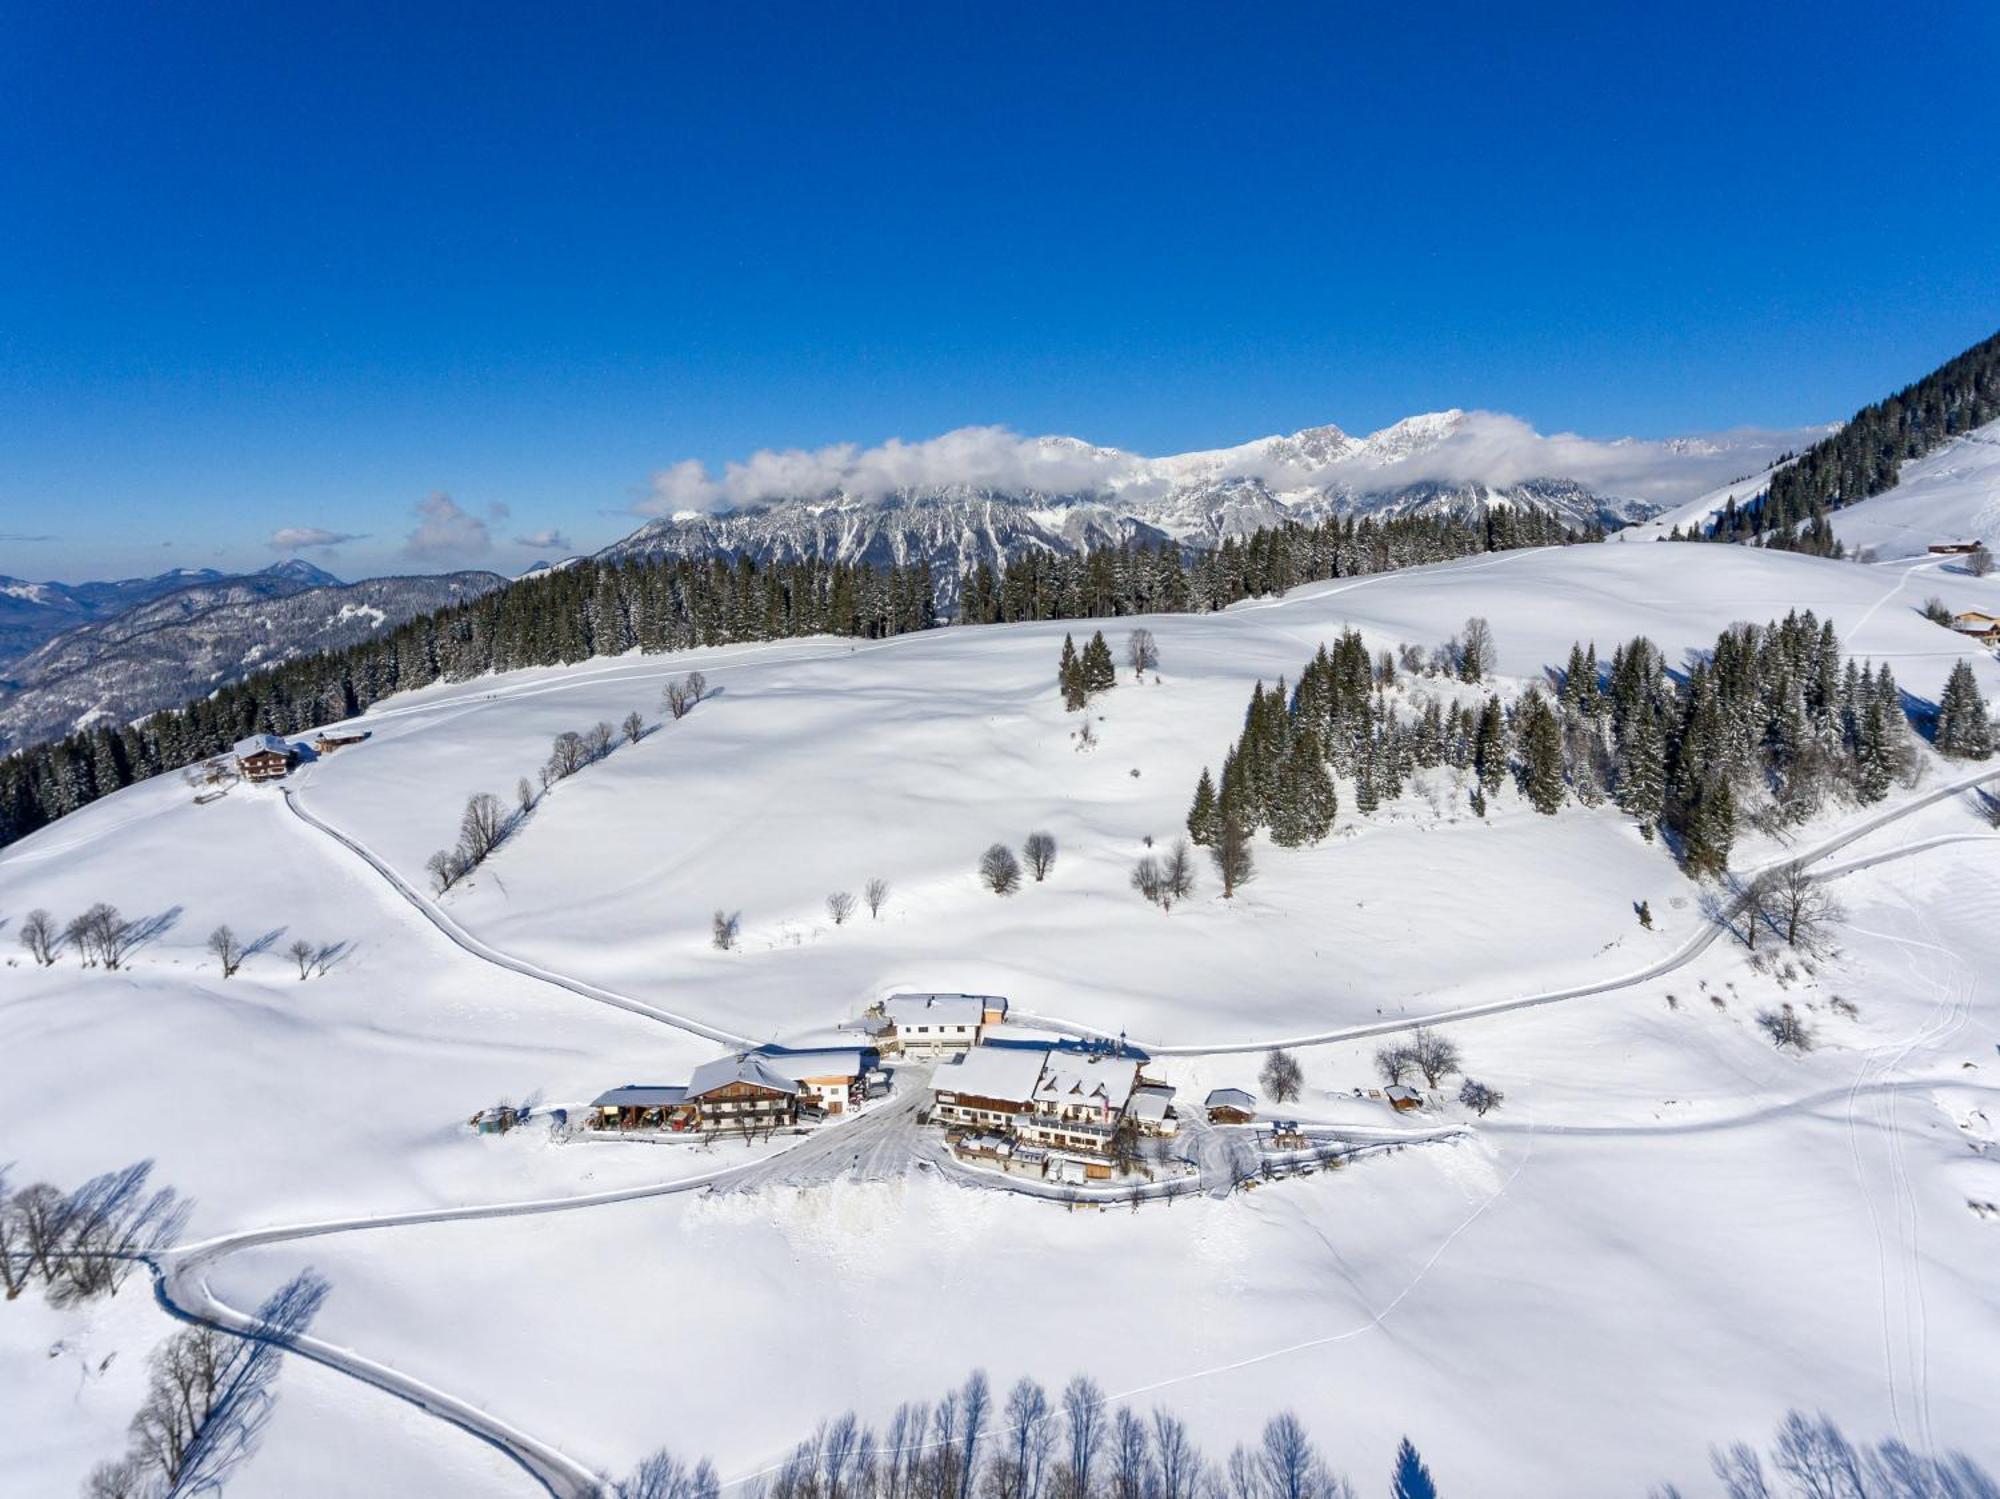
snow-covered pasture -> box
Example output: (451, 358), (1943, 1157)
(4, 540), (1999, 1495)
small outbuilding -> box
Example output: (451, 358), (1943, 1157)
(313, 731), (369, 754)
(1385, 1084), (1423, 1113)
(591, 1084), (691, 1131)
(1205, 1087), (1257, 1125)
(234, 733), (295, 782)
(1928, 540), (1983, 555)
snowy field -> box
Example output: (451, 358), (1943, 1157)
(4, 538), (1999, 1495)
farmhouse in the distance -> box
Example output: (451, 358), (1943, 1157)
(1951, 610), (2000, 643)
(867, 993), (1009, 1055)
(233, 734), (295, 782)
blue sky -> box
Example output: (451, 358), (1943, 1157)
(2, 1), (1995, 581)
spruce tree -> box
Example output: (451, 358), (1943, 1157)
(1391, 1437), (1440, 1499)
(1473, 695), (1507, 794)
(1935, 659), (1995, 759)
(1518, 692), (1566, 814)
(1058, 634), (1082, 710)
(1187, 767), (1221, 845)
(1683, 779), (1735, 878)
(1615, 708), (1666, 840)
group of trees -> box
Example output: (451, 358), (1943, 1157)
(1374, 1029), (1464, 1091)
(1059, 633), (1120, 711)
(826, 879), (892, 925)
(1130, 839), (1196, 912)
(981, 833), (1058, 895)
(1686, 1406), (1998, 1499)
(1188, 620), (1504, 856)
(84, 1270), (329, 1499)
(0, 550), (935, 855)
(609, 1369), (1448, 1499)
(429, 708), (650, 894)
(14, 903), (182, 971)
(1191, 608), (1945, 882)
(0, 1161), (187, 1307)
(961, 508), (1591, 628)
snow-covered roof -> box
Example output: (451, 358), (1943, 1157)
(1385, 1084), (1421, 1103)
(1128, 1085), (1175, 1123)
(592, 1085), (688, 1109)
(752, 1047), (869, 1082)
(233, 733), (289, 759)
(1205, 1087), (1257, 1111)
(931, 1045), (1049, 1104)
(1034, 1054), (1139, 1111)
(882, 993), (996, 1027)
(686, 1054), (801, 1099)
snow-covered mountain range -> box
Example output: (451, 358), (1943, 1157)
(599, 412), (1809, 586)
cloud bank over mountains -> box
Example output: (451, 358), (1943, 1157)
(640, 411), (1830, 518)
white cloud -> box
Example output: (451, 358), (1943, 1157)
(402, 492), (493, 561)
(269, 525), (363, 551)
(511, 527), (573, 551)
(636, 413), (1831, 517)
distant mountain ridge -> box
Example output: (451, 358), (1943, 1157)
(597, 411), (1716, 595)
(0, 560), (344, 670)
(0, 566), (503, 754)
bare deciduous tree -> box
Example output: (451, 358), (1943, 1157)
(980, 843), (1022, 895)
(1260, 1049), (1303, 1103)
(827, 890), (856, 925)
(712, 910), (740, 950)
(623, 710), (647, 744)
(663, 680), (691, 720)
(458, 791), (508, 865)
(1125, 628), (1159, 680)
(1758, 863), (1844, 954)
(548, 730), (589, 779)
(587, 721), (615, 761)
(19, 907), (57, 966)
(1756, 1004), (1813, 1052)
(1162, 838), (1196, 903)
(287, 938), (315, 980)
(1458, 1078), (1503, 1115)
(1023, 831), (1058, 881)
(515, 776), (535, 815)
(1211, 815), (1254, 899)
(1130, 855), (1164, 906)
(427, 848), (466, 894)
(1373, 1042), (1415, 1087)
(686, 670), (708, 703)
(1970, 543), (1995, 578)
(1406, 1027), (1461, 1087)
(864, 877), (890, 919)
(67, 903), (135, 970)
(207, 925), (243, 978)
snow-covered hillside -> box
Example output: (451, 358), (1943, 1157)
(1828, 420), (2000, 561)
(4, 542), (1998, 1496)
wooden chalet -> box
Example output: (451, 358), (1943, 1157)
(685, 1054), (801, 1130)
(233, 734), (295, 782)
(1951, 611), (2000, 643)
(1928, 540), (1984, 555)
(1205, 1087), (1257, 1125)
(1386, 1084), (1423, 1112)
(313, 731), (369, 754)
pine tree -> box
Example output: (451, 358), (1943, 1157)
(1473, 695), (1507, 794)
(1518, 692), (1566, 814)
(1390, 1437), (1439, 1499)
(1934, 660), (1993, 759)
(1187, 767), (1221, 845)
(1058, 634), (1082, 710)
(1615, 707), (1666, 840)
(1682, 779), (1735, 878)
